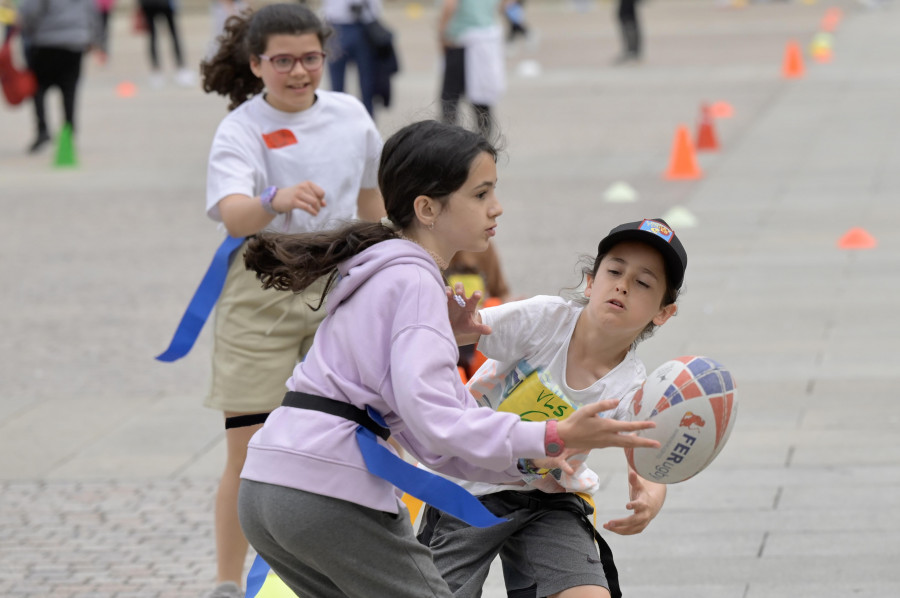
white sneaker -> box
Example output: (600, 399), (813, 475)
(175, 68), (197, 88)
(203, 581), (243, 598)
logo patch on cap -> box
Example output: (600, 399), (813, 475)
(639, 219), (674, 243)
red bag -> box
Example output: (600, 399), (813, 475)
(0, 35), (37, 106)
(133, 7), (147, 33)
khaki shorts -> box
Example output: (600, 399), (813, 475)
(204, 242), (327, 413)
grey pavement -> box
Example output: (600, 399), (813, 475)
(2, 0), (900, 596)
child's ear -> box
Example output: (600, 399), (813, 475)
(413, 195), (441, 229)
(653, 303), (677, 326)
(249, 56), (263, 79)
(584, 274), (594, 297)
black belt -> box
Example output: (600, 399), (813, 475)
(225, 413), (269, 429)
(282, 391), (391, 441)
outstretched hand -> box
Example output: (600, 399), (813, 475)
(602, 468), (666, 535)
(557, 400), (661, 451)
(446, 282), (491, 346)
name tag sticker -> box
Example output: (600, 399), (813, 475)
(262, 129), (298, 149)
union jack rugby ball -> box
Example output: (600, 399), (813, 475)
(625, 356), (737, 484)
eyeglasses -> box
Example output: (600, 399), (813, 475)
(259, 52), (327, 74)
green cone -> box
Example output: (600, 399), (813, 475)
(53, 123), (77, 168)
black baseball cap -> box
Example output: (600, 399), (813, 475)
(596, 218), (688, 289)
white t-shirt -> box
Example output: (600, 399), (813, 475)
(462, 295), (647, 496)
(206, 90), (381, 235)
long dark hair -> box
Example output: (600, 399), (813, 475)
(244, 120), (499, 308)
(200, 3), (331, 111)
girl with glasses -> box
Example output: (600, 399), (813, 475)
(197, 4), (384, 597)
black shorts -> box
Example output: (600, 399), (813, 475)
(418, 490), (620, 598)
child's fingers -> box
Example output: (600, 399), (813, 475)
(557, 459), (575, 476)
(310, 182), (326, 200)
(615, 433), (660, 449)
(577, 399), (620, 416)
(616, 419), (657, 433)
(293, 188), (323, 215)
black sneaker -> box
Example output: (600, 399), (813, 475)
(28, 132), (51, 154)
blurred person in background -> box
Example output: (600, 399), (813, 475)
(438, 0), (505, 139)
(207, 0), (249, 59)
(321, 0), (381, 116)
(503, 0), (528, 43)
(613, 0), (643, 65)
(16, 0), (101, 153)
(137, 0), (195, 87)
(94, 0), (115, 61)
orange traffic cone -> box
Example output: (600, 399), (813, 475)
(664, 125), (702, 180)
(695, 104), (720, 152)
(821, 7), (842, 33)
(782, 41), (804, 79)
(837, 227), (877, 250)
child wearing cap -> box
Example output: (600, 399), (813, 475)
(418, 218), (687, 598)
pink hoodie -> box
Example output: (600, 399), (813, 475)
(241, 239), (546, 514)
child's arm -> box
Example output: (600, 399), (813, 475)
(356, 187), (386, 222)
(216, 182), (326, 237)
(438, 0), (458, 48)
(602, 467), (667, 536)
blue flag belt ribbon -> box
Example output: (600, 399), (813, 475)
(156, 235), (245, 362)
(244, 555), (269, 598)
(281, 391), (507, 528)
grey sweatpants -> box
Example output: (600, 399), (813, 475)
(238, 479), (453, 598)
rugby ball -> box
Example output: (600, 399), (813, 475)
(625, 356), (737, 484)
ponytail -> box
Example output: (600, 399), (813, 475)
(244, 222), (397, 309)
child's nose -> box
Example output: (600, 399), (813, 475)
(490, 197), (503, 218)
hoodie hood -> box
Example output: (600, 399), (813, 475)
(328, 239), (445, 315)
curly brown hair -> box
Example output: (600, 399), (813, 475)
(200, 3), (331, 111)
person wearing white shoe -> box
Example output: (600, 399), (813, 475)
(174, 66), (196, 87)
(137, 0), (190, 87)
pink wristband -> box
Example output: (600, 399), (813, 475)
(544, 420), (564, 457)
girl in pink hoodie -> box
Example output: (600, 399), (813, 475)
(237, 119), (662, 597)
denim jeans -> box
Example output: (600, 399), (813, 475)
(327, 23), (376, 116)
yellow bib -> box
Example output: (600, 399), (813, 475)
(497, 370), (574, 422)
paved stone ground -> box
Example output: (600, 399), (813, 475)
(2, 0), (899, 596)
